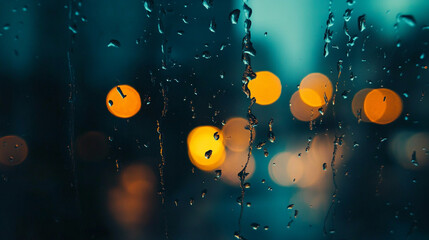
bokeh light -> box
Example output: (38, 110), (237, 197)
(299, 73), (333, 107)
(76, 131), (109, 161)
(108, 164), (156, 231)
(351, 88), (373, 122)
(222, 117), (254, 152)
(290, 91), (322, 122)
(220, 150), (255, 186)
(187, 126), (226, 171)
(0, 135), (28, 166)
(363, 88), (402, 125)
(106, 85), (142, 118)
(247, 71), (282, 105)
(269, 152), (304, 186)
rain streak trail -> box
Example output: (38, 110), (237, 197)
(236, 0), (257, 239)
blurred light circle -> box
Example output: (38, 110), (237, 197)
(109, 163), (156, 230)
(187, 126), (226, 171)
(222, 117), (254, 152)
(269, 152), (304, 186)
(0, 135), (28, 166)
(121, 164), (156, 196)
(290, 91), (322, 121)
(351, 88), (373, 122)
(106, 85), (141, 118)
(76, 131), (109, 161)
(220, 150), (255, 186)
(299, 73), (333, 107)
(405, 132), (429, 168)
(364, 88), (402, 125)
(248, 71), (282, 105)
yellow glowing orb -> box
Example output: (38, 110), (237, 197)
(106, 85), (141, 118)
(187, 126), (226, 171)
(248, 71), (282, 105)
(299, 73), (333, 107)
(364, 88), (402, 125)
(222, 117), (255, 152)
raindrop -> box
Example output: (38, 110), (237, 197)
(209, 19), (216, 32)
(174, 199), (179, 207)
(398, 14), (416, 27)
(215, 169), (222, 179)
(202, 0), (213, 9)
(244, 182), (251, 189)
(323, 162), (327, 171)
(358, 14), (366, 32)
(264, 226), (269, 231)
(411, 151), (418, 166)
(246, 202), (251, 207)
(343, 9), (352, 22)
(287, 204), (294, 209)
(346, 0), (355, 6)
(243, 3), (252, 18)
(143, 0), (153, 13)
(107, 39), (120, 48)
(201, 189), (207, 198)
(213, 132), (220, 140)
(189, 198), (194, 206)
(3, 24), (10, 31)
(229, 9), (240, 24)
(205, 150), (213, 159)
(264, 148), (269, 157)
(294, 210), (299, 218)
(250, 223), (260, 230)
(256, 141), (266, 150)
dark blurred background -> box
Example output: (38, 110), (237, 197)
(0, 0), (429, 239)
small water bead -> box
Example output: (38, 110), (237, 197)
(229, 9), (240, 24)
(202, 0), (213, 9)
(287, 204), (294, 209)
(250, 223), (260, 230)
(107, 39), (120, 48)
(244, 182), (251, 188)
(358, 14), (366, 32)
(213, 132), (220, 140)
(323, 162), (327, 171)
(205, 150), (213, 159)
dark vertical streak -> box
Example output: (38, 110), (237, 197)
(66, 0), (81, 228)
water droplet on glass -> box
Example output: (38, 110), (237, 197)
(107, 39), (120, 48)
(264, 148), (269, 157)
(202, 0), (213, 9)
(323, 162), (327, 171)
(209, 19), (216, 32)
(229, 9), (240, 24)
(287, 204), (294, 209)
(411, 151), (418, 166)
(205, 150), (213, 159)
(250, 223), (260, 230)
(398, 14), (416, 27)
(213, 132), (220, 140)
(358, 14), (366, 32)
(201, 189), (207, 198)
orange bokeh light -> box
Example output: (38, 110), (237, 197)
(248, 71), (282, 105)
(351, 88), (373, 122)
(290, 91), (322, 122)
(299, 73), (333, 107)
(222, 117), (254, 152)
(364, 88), (402, 124)
(220, 150), (255, 186)
(187, 126), (226, 171)
(106, 85), (141, 118)
(0, 135), (28, 166)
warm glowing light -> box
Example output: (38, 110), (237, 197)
(108, 164), (155, 230)
(121, 164), (156, 196)
(248, 71), (282, 105)
(299, 73), (333, 107)
(0, 135), (28, 166)
(351, 88), (373, 122)
(364, 88), (402, 124)
(290, 91), (322, 122)
(269, 152), (304, 186)
(220, 150), (255, 186)
(222, 117), (254, 152)
(76, 131), (109, 161)
(187, 126), (226, 171)
(106, 85), (141, 118)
